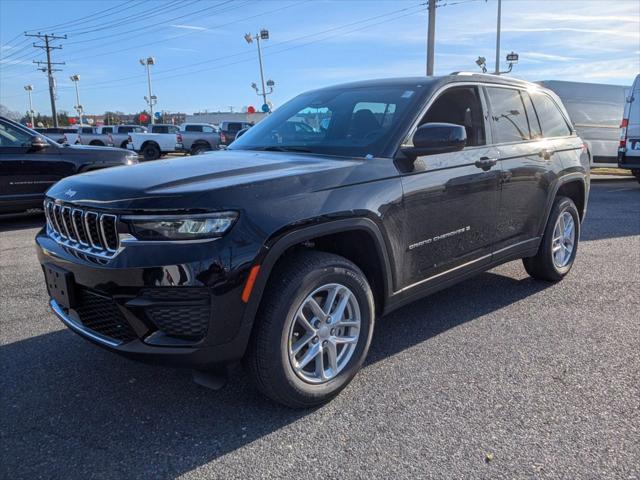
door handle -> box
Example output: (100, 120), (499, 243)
(539, 149), (554, 160)
(475, 156), (498, 171)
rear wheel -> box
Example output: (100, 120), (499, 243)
(142, 143), (161, 161)
(89, 140), (104, 146)
(191, 143), (211, 155)
(523, 196), (580, 282)
(632, 169), (640, 183)
(247, 251), (375, 408)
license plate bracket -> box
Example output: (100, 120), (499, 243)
(44, 263), (77, 310)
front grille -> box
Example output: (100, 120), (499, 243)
(45, 200), (120, 258)
(74, 288), (137, 343)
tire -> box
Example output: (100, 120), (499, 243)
(523, 196), (580, 282)
(190, 143), (211, 155)
(120, 141), (129, 149)
(89, 140), (104, 146)
(142, 143), (161, 161)
(247, 250), (375, 408)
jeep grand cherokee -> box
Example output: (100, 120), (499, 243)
(36, 74), (589, 407)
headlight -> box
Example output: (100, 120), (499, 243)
(125, 153), (138, 165)
(123, 212), (238, 240)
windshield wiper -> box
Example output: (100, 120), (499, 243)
(259, 146), (312, 153)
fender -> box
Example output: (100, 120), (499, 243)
(537, 172), (587, 238)
(240, 217), (394, 333)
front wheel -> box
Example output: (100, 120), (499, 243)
(247, 251), (375, 408)
(523, 196), (580, 282)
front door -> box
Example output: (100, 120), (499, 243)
(399, 85), (501, 289)
(0, 120), (72, 210)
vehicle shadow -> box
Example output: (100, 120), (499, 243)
(0, 270), (550, 479)
(0, 211), (44, 233)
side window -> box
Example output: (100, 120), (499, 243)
(102, 127), (113, 134)
(228, 122), (242, 132)
(0, 122), (33, 147)
(487, 87), (531, 143)
(421, 86), (486, 146)
(185, 125), (202, 132)
(531, 92), (572, 138)
(168, 126), (179, 134)
(118, 126), (134, 133)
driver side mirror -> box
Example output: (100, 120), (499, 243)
(27, 135), (49, 151)
(401, 122), (466, 158)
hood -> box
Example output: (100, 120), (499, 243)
(46, 150), (379, 212)
(59, 144), (131, 156)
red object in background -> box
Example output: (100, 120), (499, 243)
(139, 113), (149, 123)
(26, 122), (33, 128)
(247, 105), (256, 114)
(68, 117), (77, 125)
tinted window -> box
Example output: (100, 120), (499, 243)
(421, 86), (486, 147)
(531, 92), (572, 137)
(185, 125), (203, 132)
(487, 87), (532, 143)
(80, 127), (93, 134)
(118, 126), (135, 133)
(102, 127), (113, 134)
(522, 92), (542, 139)
(227, 122), (242, 132)
(203, 125), (214, 133)
(0, 121), (32, 147)
(231, 85), (423, 157)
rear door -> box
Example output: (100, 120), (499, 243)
(400, 85), (501, 288)
(486, 86), (565, 254)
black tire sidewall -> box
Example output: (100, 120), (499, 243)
(258, 256), (375, 406)
(143, 145), (160, 160)
(545, 197), (580, 277)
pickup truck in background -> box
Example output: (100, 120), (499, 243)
(219, 121), (253, 145)
(179, 123), (223, 154)
(127, 124), (185, 160)
(81, 125), (147, 148)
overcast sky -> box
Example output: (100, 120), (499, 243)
(1, 0), (638, 116)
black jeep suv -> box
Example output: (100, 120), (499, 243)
(36, 74), (589, 407)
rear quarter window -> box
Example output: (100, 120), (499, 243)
(531, 92), (572, 138)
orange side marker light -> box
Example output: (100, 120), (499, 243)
(241, 265), (261, 303)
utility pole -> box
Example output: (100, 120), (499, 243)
(24, 85), (35, 127)
(494, 0), (502, 74)
(140, 57), (157, 124)
(426, 0), (436, 76)
(26, 33), (66, 127)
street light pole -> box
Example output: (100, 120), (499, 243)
(244, 30), (275, 112)
(140, 57), (157, 124)
(494, 0), (502, 74)
(70, 74), (83, 125)
(24, 85), (34, 127)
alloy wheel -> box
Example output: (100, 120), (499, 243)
(551, 211), (575, 268)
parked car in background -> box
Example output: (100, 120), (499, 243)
(78, 125), (147, 148)
(127, 124), (184, 160)
(618, 73), (640, 183)
(0, 116), (137, 214)
(34, 127), (81, 145)
(539, 80), (628, 168)
(219, 121), (253, 145)
(179, 123), (223, 154)
(36, 74), (589, 407)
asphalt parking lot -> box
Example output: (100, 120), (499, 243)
(1, 179), (638, 480)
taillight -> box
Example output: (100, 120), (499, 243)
(619, 118), (629, 149)
(177, 133), (183, 143)
(220, 132), (226, 144)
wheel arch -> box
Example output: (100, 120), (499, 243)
(538, 173), (588, 238)
(241, 218), (394, 331)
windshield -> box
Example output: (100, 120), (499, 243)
(230, 85), (424, 157)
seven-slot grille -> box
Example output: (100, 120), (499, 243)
(44, 200), (119, 255)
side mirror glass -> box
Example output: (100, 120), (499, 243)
(28, 135), (49, 151)
(402, 122), (466, 158)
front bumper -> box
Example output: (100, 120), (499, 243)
(36, 227), (258, 368)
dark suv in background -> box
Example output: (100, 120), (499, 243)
(0, 117), (137, 214)
(36, 74), (589, 407)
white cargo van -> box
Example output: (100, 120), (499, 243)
(618, 74), (640, 183)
